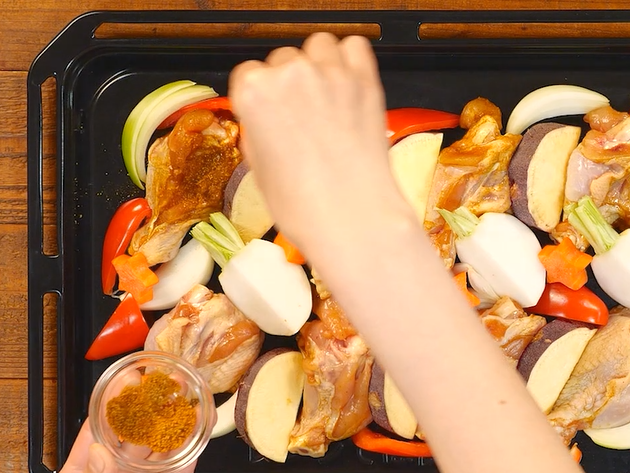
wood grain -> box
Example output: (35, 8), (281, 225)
(1, 2), (630, 473)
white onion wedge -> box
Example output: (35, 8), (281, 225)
(211, 391), (238, 439)
(121, 81), (218, 189)
(139, 238), (215, 311)
(506, 85), (609, 135)
(585, 422), (630, 450)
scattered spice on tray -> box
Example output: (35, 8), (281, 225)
(106, 371), (197, 452)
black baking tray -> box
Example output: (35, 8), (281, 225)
(27, 9), (630, 473)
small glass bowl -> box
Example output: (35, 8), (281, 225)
(89, 351), (215, 473)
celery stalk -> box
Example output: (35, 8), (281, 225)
(437, 206), (480, 239)
(568, 196), (619, 255)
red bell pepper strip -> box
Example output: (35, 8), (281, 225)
(386, 108), (460, 145)
(102, 198), (152, 295)
(157, 96), (232, 130)
(352, 427), (432, 457)
(85, 293), (150, 361)
(527, 282), (609, 326)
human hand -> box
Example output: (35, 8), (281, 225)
(228, 33), (414, 256)
(59, 418), (197, 473)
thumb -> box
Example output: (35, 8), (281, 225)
(86, 444), (119, 473)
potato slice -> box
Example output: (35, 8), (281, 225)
(509, 123), (581, 231)
(517, 319), (596, 414)
(369, 364), (417, 439)
(389, 133), (443, 224)
(235, 349), (305, 462)
(223, 162), (273, 243)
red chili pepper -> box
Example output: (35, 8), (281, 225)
(387, 108), (460, 145)
(157, 96), (232, 130)
(527, 282), (609, 326)
(85, 293), (150, 361)
(102, 198), (152, 295)
(352, 427), (432, 457)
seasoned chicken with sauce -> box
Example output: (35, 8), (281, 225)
(424, 113), (522, 267)
(289, 300), (373, 458)
(553, 106), (630, 248)
(130, 109), (242, 265)
(548, 307), (630, 444)
(144, 284), (263, 394)
(480, 297), (546, 367)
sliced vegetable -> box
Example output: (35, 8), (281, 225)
(505, 85), (609, 135)
(235, 349), (305, 463)
(386, 108), (459, 145)
(224, 162), (274, 243)
(453, 271), (481, 307)
(389, 132), (443, 223)
(351, 427), (432, 458)
(158, 96), (231, 130)
(538, 238), (592, 290)
(570, 444), (582, 463)
(192, 213), (312, 336)
(527, 282), (609, 326)
(517, 319), (596, 414)
(274, 232), (306, 265)
(85, 293), (150, 360)
(101, 197), (151, 295)
(112, 252), (159, 305)
(369, 364), (418, 439)
(585, 422), (630, 450)
(211, 391), (238, 439)
(121, 80), (218, 189)
(438, 207), (545, 307)
(139, 238), (215, 311)
(508, 122), (581, 232)
(568, 195), (630, 307)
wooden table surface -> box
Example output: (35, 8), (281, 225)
(3, 0), (630, 471)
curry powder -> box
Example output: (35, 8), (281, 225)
(106, 371), (197, 452)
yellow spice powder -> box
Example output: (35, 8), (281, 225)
(106, 371), (197, 453)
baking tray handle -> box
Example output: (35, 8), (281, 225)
(27, 61), (63, 473)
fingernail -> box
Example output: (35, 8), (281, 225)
(87, 445), (106, 473)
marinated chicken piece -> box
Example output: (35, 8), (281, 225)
(548, 307), (630, 444)
(130, 109), (242, 265)
(144, 284), (263, 393)
(584, 105), (629, 133)
(312, 295), (357, 340)
(289, 319), (373, 458)
(424, 114), (522, 267)
(553, 110), (630, 248)
(310, 266), (331, 300)
(459, 97), (503, 130)
(480, 297), (546, 367)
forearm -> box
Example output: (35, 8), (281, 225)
(302, 202), (582, 473)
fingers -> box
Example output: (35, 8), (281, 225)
(339, 35), (380, 87)
(86, 444), (118, 473)
(228, 59), (267, 117)
(302, 32), (343, 67)
(59, 418), (96, 473)
(266, 46), (301, 66)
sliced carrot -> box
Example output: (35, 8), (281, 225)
(273, 232), (306, 265)
(538, 238), (592, 290)
(112, 252), (159, 304)
(570, 443), (582, 463)
(453, 271), (481, 307)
